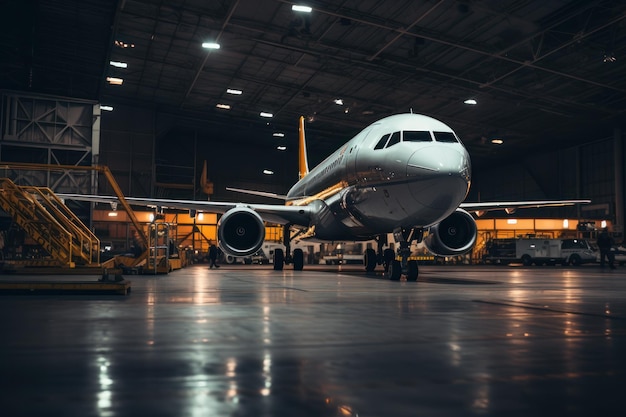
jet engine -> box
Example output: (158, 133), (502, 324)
(424, 209), (477, 256)
(217, 207), (265, 257)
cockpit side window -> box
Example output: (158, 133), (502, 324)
(386, 131), (401, 147)
(402, 131), (432, 142)
(433, 131), (458, 143)
(374, 134), (390, 150)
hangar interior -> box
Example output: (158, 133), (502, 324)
(1, 0), (626, 267)
(4, 3), (626, 416)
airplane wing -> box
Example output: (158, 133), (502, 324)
(225, 187), (288, 200)
(57, 194), (313, 226)
(460, 199), (591, 214)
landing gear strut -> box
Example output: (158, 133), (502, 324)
(388, 227), (422, 281)
(273, 224), (304, 271)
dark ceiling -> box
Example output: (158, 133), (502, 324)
(2, 0), (626, 170)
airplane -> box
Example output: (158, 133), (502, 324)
(59, 113), (590, 280)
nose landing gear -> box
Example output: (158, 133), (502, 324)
(387, 227), (422, 281)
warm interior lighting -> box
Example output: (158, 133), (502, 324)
(226, 88), (242, 95)
(563, 219), (569, 228)
(109, 61), (128, 68)
(202, 42), (220, 49)
(198, 212), (204, 221)
(507, 219), (518, 224)
(114, 40), (135, 48)
(106, 77), (124, 85)
(292, 5), (312, 12)
(464, 99), (477, 105)
(108, 211), (118, 217)
(260, 112), (273, 118)
(216, 103), (231, 110)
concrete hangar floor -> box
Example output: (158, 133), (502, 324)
(0, 263), (625, 417)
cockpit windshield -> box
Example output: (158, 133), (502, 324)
(374, 130), (458, 149)
(433, 131), (458, 143)
(386, 131), (401, 147)
(402, 131), (432, 142)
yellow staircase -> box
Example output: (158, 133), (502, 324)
(0, 178), (100, 268)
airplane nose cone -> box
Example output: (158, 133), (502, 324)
(407, 146), (470, 180)
(406, 146), (471, 212)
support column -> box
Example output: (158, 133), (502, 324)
(614, 126), (624, 234)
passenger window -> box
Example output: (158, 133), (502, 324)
(433, 131), (458, 143)
(374, 134), (390, 150)
(402, 131), (432, 142)
(386, 131), (401, 147)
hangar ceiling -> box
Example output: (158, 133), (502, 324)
(2, 0), (626, 170)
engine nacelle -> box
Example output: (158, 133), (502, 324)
(424, 209), (477, 256)
(217, 207), (265, 257)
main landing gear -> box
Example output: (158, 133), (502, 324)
(273, 224), (304, 271)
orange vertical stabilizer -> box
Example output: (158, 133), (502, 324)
(298, 116), (310, 180)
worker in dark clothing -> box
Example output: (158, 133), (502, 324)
(208, 242), (220, 269)
(597, 228), (615, 269)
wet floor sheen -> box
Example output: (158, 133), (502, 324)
(1, 264), (625, 416)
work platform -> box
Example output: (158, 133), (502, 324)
(0, 263), (625, 416)
(0, 275), (131, 295)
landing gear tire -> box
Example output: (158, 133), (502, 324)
(274, 248), (284, 271)
(406, 260), (418, 281)
(293, 248), (304, 271)
(364, 248), (377, 272)
(383, 248), (395, 272)
(389, 260), (402, 281)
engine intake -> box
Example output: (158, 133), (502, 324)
(217, 207), (265, 257)
(424, 209), (477, 256)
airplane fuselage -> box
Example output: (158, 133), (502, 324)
(285, 114), (471, 240)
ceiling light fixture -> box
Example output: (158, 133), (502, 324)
(260, 112), (273, 118)
(202, 42), (220, 49)
(216, 103), (231, 110)
(491, 139), (503, 145)
(277, 146), (287, 151)
(226, 88), (242, 95)
(273, 132), (285, 137)
(464, 99), (477, 105)
(263, 169), (274, 175)
(603, 53), (616, 63)
(106, 77), (124, 85)
(109, 61), (128, 68)
(292, 5), (312, 13)
(100, 105), (114, 111)
(334, 98), (343, 105)
(114, 40), (135, 48)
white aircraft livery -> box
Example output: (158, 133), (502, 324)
(60, 113), (589, 280)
